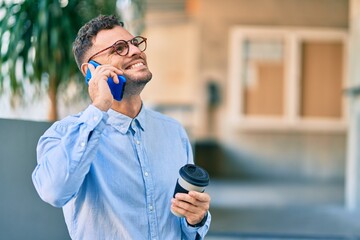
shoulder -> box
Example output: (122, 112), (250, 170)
(145, 107), (182, 127)
(46, 105), (100, 133)
(43, 113), (81, 136)
(143, 107), (189, 135)
(51, 111), (83, 128)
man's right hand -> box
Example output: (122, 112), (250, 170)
(87, 63), (123, 111)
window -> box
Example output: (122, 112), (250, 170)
(227, 27), (348, 131)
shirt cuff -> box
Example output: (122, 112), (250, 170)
(183, 211), (211, 239)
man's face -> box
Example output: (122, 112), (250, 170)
(87, 26), (152, 85)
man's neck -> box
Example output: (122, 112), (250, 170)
(111, 96), (142, 118)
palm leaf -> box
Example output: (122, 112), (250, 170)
(0, 0), (146, 120)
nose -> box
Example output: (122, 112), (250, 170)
(127, 42), (142, 56)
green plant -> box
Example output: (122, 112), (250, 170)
(0, 0), (146, 120)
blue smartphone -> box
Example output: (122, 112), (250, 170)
(85, 60), (126, 101)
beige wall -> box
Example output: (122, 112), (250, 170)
(143, 0), (349, 181)
(195, 0), (348, 133)
(197, 0), (348, 71)
(195, 0), (348, 181)
(142, 22), (200, 105)
(142, 18), (203, 138)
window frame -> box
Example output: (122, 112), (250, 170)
(227, 26), (348, 132)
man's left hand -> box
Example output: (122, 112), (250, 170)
(171, 191), (211, 226)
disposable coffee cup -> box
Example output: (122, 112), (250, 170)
(171, 164), (210, 217)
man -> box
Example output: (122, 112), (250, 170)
(32, 15), (211, 240)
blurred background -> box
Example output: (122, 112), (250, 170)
(1, 0), (360, 239)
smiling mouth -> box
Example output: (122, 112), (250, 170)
(126, 62), (145, 70)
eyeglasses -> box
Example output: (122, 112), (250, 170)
(88, 36), (147, 62)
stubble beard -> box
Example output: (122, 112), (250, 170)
(123, 70), (153, 96)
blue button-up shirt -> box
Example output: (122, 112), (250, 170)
(32, 104), (211, 240)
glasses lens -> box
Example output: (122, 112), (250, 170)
(131, 37), (146, 52)
(114, 41), (129, 56)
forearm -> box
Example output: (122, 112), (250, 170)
(32, 105), (107, 207)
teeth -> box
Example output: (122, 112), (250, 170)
(129, 62), (144, 69)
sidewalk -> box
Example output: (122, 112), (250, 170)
(206, 180), (360, 239)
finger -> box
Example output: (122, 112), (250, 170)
(175, 193), (197, 205)
(109, 72), (120, 84)
(113, 75), (120, 84)
(175, 192), (210, 206)
(171, 199), (207, 225)
(93, 69), (119, 84)
(175, 192), (210, 215)
(114, 67), (124, 76)
(171, 198), (198, 214)
(171, 204), (190, 217)
(97, 64), (123, 76)
(188, 191), (211, 202)
(97, 67), (122, 84)
(171, 204), (199, 220)
(174, 195), (209, 217)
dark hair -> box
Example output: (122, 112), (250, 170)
(72, 15), (124, 69)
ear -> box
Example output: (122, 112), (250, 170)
(81, 62), (89, 76)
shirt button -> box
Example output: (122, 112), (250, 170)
(144, 172), (149, 177)
(80, 142), (86, 147)
(136, 140), (140, 145)
(149, 205), (153, 211)
(93, 116), (98, 121)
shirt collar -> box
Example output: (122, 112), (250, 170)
(107, 106), (146, 134)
